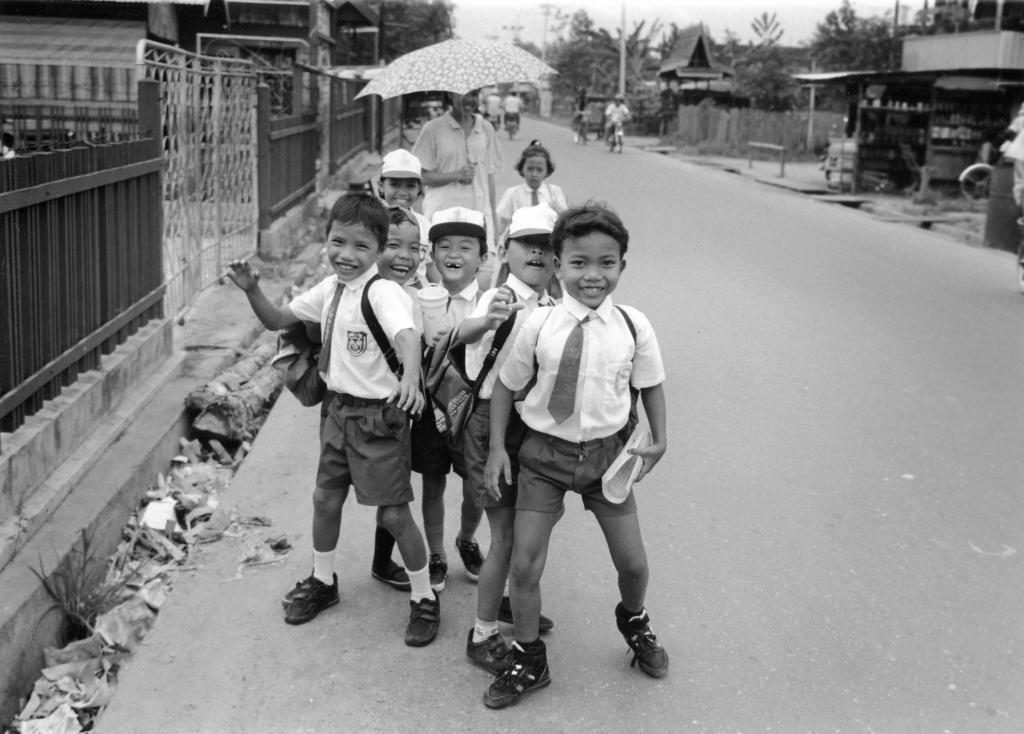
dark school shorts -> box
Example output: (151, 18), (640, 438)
(462, 400), (527, 510)
(316, 394), (414, 506)
(410, 408), (467, 478)
(516, 429), (637, 517)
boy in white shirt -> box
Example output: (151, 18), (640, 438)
(482, 203), (668, 707)
(226, 193), (439, 647)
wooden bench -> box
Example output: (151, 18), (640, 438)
(748, 141), (786, 177)
(871, 213), (958, 230)
(810, 194), (871, 208)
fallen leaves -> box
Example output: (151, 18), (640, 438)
(11, 437), (289, 733)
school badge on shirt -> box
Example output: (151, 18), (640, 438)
(347, 331), (367, 356)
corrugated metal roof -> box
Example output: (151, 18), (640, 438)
(0, 17), (144, 66)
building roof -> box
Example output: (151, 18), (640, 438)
(0, 16), (144, 66)
(328, 0), (379, 26)
(659, 24), (733, 80)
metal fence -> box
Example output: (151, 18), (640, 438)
(0, 114), (164, 441)
(137, 40), (259, 321)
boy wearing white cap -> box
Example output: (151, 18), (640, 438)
(412, 207), (490, 591)
(457, 204), (560, 674)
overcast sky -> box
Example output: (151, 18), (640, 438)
(452, 0), (898, 48)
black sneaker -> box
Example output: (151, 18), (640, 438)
(405, 596), (440, 647)
(615, 604), (669, 678)
(483, 641), (550, 709)
(371, 559), (411, 591)
(455, 537), (484, 581)
(429, 553), (447, 593)
(497, 596), (554, 634)
(283, 573), (339, 625)
(466, 628), (514, 674)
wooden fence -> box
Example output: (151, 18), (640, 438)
(0, 99), (164, 443)
(671, 104), (847, 156)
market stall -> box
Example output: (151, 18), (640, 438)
(799, 69), (1024, 193)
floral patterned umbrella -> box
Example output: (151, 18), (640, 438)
(355, 39), (556, 100)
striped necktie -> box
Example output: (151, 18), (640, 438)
(531, 188), (539, 206)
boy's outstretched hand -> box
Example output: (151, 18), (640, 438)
(483, 285), (524, 328)
(484, 448), (511, 501)
(630, 440), (665, 483)
(225, 259), (260, 292)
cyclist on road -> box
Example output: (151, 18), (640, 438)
(604, 95), (630, 142)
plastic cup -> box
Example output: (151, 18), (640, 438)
(417, 284), (448, 343)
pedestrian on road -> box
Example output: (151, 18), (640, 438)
(494, 140), (568, 291)
(457, 204), (560, 675)
(482, 203), (669, 708)
(412, 89), (503, 289)
(410, 207), (491, 593)
(225, 193), (441, 647)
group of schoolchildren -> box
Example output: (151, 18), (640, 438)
(227, 135), (669, 709)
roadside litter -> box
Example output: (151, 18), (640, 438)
(7, 435), (290, 734)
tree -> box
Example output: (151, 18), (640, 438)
(751, 12), (784, 46)
(808, 0), (900, 72)
(380, 0), (455, 61)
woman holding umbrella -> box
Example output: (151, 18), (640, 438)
(412, 89), (503, 287)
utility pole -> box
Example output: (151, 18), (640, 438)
(539, 3), (554, 61)
(618, 2), (626, 98)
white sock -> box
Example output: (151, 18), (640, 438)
(503, 579), (510, 597)
(407, 564), (435, 602)
(473, 618), (499, 643)
(312, 549), (335, 585)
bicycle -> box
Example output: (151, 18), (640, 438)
(607, 121), (624, 153)
(958, 161), (992, 201)
(572, 111), (589, 145)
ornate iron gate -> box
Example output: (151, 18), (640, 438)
(137, 40), (258, 319)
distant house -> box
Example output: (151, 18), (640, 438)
(658, 24), (745, 109)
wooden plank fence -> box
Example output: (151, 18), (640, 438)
(672, 104), (847, 156)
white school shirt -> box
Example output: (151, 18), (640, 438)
(465, 273), (552, 400)
(498, 292), (664, 442)
(443, 279), (481, 330)
(288, 266), (415, 398)
(495, 182), (568, 223)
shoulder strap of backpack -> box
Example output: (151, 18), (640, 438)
(472, 310), (517, 398)
(360, 274), (403, 377)
(615, 305), (637, 347)
(316, 282), (345, 373)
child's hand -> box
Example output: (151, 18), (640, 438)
(224, 259), (260, 292)
(484, 449), (511, 500)
(484, 286), (523, 326)
(389, 377), (425, 416)
(630, 441), (665, 483)
(430, 327), (451, 347)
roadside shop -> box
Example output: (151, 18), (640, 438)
(803, 68), (1024, 193)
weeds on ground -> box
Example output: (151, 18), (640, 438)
(30, 529), (137, 645)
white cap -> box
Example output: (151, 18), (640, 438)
(429, 206), (486, 242)
(508, 203), (558, 239)
(380, 149), (422, 179)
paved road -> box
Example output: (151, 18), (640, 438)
(100, 117), (1024, 733)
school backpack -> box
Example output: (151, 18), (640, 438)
(423, 310), (517, 446)
(271, 274), (401, 406)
